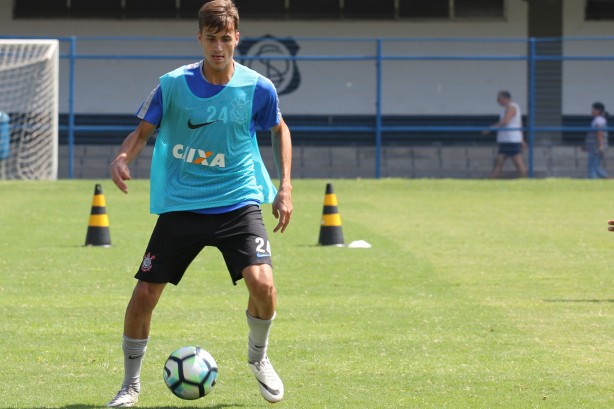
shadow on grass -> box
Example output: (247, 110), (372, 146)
(2, 405), (246, 409)
(544, 299), (614, 303)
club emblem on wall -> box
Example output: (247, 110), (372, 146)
(238, 35), (301, 96)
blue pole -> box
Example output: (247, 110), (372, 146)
(375, 39), (382, 179)
(528, 38), (536, 178)
(68, 36), (76, 179)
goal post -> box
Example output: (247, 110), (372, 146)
(0, 39), (59, 180)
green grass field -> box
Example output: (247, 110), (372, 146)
(2, 179), (614, 408)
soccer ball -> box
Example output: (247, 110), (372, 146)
(163, 346), (218, 400)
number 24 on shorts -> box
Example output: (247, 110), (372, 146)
(255, 237), (271, 258)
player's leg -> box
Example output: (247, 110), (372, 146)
(216, 205), (284, 403)
(108, 281), (166, 408)
(243, 264), (284, 403)
(243, 264), (277, 364)
(243, 263), (276, 320)
(122, 281), (167, 390)
(108, 212), (206, 407)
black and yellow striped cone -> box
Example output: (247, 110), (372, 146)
(85, 184), (111, 247)
(318, 183), (344, 246)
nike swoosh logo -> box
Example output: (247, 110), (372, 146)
(128, 354), (144, 360)
(257, 379), (281, 396)
(188, 119), (216, 129)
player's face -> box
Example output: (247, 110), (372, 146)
(198, 25), (239, 73)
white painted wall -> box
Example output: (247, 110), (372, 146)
(0, 0), (612, 116)
(563, 0), (614, 115)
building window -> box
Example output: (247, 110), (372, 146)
(178, 0), (203, 19)
(344, 0), (395, 19)
(585, 0), (614, 20)
(288, 0), (340, 19)
(235, 0), (286, 19)
(124, 0), (176, 19)
(399, 0), (450, 18)
(70, 0), (122, 19)
(13, 0), (506, 20)
(13, 0), (69, 18)
(455, 0), (504, 18)
(399, 0), (504, 19)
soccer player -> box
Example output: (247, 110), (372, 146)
(106, 0), (292, 406)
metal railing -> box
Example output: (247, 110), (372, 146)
(2, 34), (613, 178)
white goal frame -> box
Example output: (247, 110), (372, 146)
(0, 39), (59, 180)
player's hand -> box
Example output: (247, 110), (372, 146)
(608, 220), (614, 232)
(110, 156), (131, 194)
(272, 185), (293, 233)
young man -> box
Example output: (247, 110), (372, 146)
(584, 101), (608, 179)
(484, 90), (528, 179)
(106, 0), (292, 406)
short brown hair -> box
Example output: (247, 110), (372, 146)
(198, 0), (239, 33)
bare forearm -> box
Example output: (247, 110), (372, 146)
(110, 120), (155, 193)
(270, 119), (293, 233)
(114, 130), (148, 164)
(271, 120), (292, 189)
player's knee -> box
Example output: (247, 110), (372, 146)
(249, 275), (276, 303)
(243, 264), (276, 301)
(132, 281), (164, 311)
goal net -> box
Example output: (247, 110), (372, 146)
(0, 39), (59, 179)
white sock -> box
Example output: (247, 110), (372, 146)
(122, 335), (148, 388)
(246, 311), (275, 363)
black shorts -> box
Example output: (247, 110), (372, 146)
(135, 205), (272, 286)
(498, 142), (522, 157)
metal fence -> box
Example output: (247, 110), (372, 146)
(2, 34), (614, 179)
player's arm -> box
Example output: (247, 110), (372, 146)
(271, 116), (293, 233)
(110, 120), (156, 194)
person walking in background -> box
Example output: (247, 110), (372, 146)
(584, 102), (609, 179)
(106, 0), (292, 406)
(483, 90), (528, 179)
